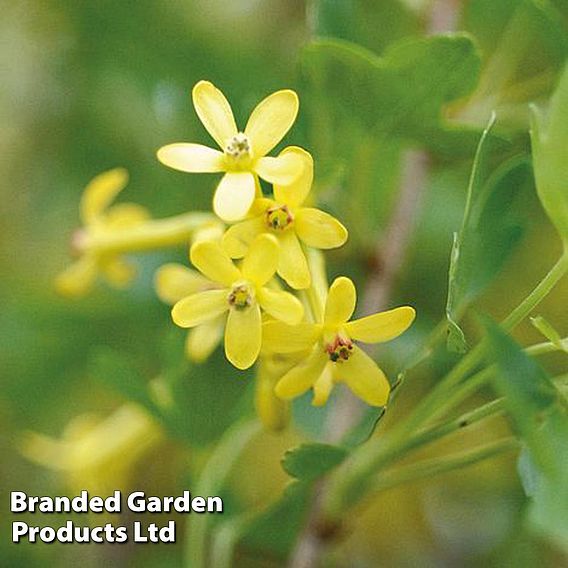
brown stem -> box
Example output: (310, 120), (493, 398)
(288, 0), (460, 562)
(288, 149), (429, 568)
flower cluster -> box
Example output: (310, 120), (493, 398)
(156, 81), (416, 426)
(56, 81), (415, 430)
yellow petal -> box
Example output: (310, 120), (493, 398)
(222, 216), (265, 258)
(101, 257), (137, 287)
(258, 287), (304, 324)
(154, 263), (211, 305)
(80, 168), (129, 225)
(324, 276), (357, 325)
(295, 208), (348, 249)
(345, 306), (416, 344)
(54, 257), (97, 298)
(255, 151), (304, 186)
(273, 147), (314, 207)
(190, 240), (241, 286)
(225, 304), (262, 369)
(277, 230), (311, 289)
(156, 143), (225, 173)
(333, 347), (390, 406)
(171, 289), (228, 328)
(104, 203), (150, 229)
(213, 172), (256, 222)
(192, 80), (237, 148)
(312, 366), (334, 407)
(255, 365), (290, 432)
(185, 316), (224, 362)
(241, 233), (279, 286)
(262, 321), (322, 353)
(275, 346), (327, 400)
(245, 89), (299, 157)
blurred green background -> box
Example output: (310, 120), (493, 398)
(2, 0), (567, 566)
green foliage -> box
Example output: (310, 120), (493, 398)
(89, 346), (160, 415)
(486, 321), (568, 550)
(282, 443), (348, 482)
(530, 64), (568, 248)
(302, 34), (482, 156)
(313, 0), (420, 54)
(240, 482), (312, 558)
(446, 117), (530, 352)
(531, 315), (567, 352)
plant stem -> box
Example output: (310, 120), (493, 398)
(83, 212), (216, 255)
(502, 252), (568, 330)
(185, 419), (261, 568)
(370, 438), (519, 494)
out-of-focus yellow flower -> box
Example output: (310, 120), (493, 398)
(222, 148), (347, 289)
(255, 351), (307, 432)
(55, 168), (149, 297)
(155, 263), (225, 362)
(20, 404), (163, 496)
(263, 277), (415, 406)
(172, 234), (304, 370)
(157, 81), (305, 223)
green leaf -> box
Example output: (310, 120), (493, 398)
(313, 0), (419, 55)
(485, 320), (568, 550)
(530, 63), (568, 247)
(302, 34), (483, 156)
(282, 443), (349, 482)
(446, 116), (531, 352)
(240, 481), (312, 558)
(341, 407), (385, 448)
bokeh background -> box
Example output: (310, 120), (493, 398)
(2, 0), (567, 566)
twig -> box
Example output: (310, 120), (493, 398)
(288, 1), (459, 565)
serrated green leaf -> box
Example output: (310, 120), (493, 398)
(530, 63), (568, 247)
(486, 320), (568, 550)
(445, 117), (531, 352)
(302, 34), (483, 157)
(282, 443), (349, 482)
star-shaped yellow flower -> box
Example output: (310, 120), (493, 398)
(157, 81), (305, 222)
(155, 263), (224, 362)
(172, 234), (304, 370)
(55, 168), (149, 298)
(222, 148), (348, 289)
(263, 277), (415, 406)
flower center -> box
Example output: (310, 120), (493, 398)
(225, 133), (252, 165)
(325, 335), (354, 363)
(266, 205), (294, 231)
(228, 281), (254, 310)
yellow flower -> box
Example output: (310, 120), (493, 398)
(55, 168), (150, 298)
(20, 404), (163, 496)
(172, 234), (304, 370)
(157, 80), (305, 223)
(222, 148), (348, 289)
(263, 277), (416, 406)
(155, 263), (224, 362)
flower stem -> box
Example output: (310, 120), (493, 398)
(324, 251), (568, 518)
(370, 438), (519, 494)
(185, 419), (261, 568)
(84, 212), (216, 255)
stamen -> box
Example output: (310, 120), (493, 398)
(325, 335), (354, 363)
(228, 281), (254, 310)
(266, 205), (294, 231)
(225, 132), (251, 161)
